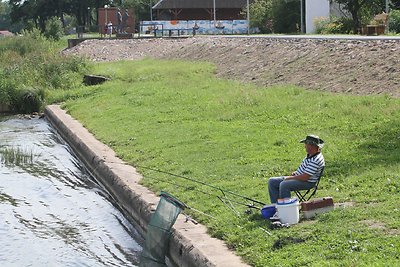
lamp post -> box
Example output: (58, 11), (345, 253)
(300, 0), (304, 33)
(213, 0), (216, 26)
(104, 4), (109, 24)
(247, 0), (250, 34)
(87, 7), (90, 27)
(385, 0), (390, 33)
(386, 0), (389, 13)
(150, 0), (153, 21)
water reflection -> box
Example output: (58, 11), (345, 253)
(0, 115), (142, 266)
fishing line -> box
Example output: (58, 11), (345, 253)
(145, 175), (218, 223)
(141, 168), (275, 238)
(136, 165), (266, 208)
(144, 173), (260, 210)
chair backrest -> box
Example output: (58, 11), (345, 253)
(295, 166), (324, 202)
(315, 166), (325, 187)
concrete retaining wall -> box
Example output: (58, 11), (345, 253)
(45, 105), (249, 267)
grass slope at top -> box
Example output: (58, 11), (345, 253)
(62, 58), (400, 267)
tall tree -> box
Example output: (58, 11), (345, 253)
(9, 0), (113, 31)
(0, 1), (10, 29)
(249, 0), (273, 33)
(9, 0), (62, 31)
(332, 0), (386, 32)
(123, 0), (153, 21)
(390, 0), (400, 8)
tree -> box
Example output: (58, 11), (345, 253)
(248, 0), (301, 34)
(270, 0), (300, 33)
(0, 1), (11, 30)
(332, 0), (386, 32)
(249, 0), (273, 33)
(7, 0), (114, 33)
(390, 0), (400, 9)
(8, 0), (146, 33)
(123, 0), (153, 21)
(9, 0), (65, 31)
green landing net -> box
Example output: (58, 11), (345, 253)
(139, 191), (186, 267)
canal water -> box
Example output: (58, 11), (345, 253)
(0, 115), (142, 266)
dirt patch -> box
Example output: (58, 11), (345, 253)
(63, 36), (400, 97)
(361, 219), (400, 235)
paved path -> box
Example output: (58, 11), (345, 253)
(214, 34), (400, 41)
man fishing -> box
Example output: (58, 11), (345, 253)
(268, 135), (325, 204)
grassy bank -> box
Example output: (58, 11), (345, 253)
(58, 59), (399, 266)
(0, 33), (88, 113)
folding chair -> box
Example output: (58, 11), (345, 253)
(295, 167), (324, 202)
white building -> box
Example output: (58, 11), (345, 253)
(305, 0), (348, 33)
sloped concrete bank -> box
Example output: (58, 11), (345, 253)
(45, 105), (249, 267)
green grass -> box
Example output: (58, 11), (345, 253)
(58, 58), (400, 267)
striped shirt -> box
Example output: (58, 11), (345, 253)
(294, 152), (325, 183)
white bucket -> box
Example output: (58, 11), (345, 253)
(276, 199), (300, 225)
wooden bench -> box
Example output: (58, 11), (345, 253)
(361, 13), (389, 35)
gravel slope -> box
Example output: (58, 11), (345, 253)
(64, 36), (400, 97)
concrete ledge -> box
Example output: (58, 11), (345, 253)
(45, 105), (249, 267)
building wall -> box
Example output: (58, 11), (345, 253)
(141, 20), (255, 35)
(98, 8), (135, 34)
(305, 0), (330, 33)
(330, 2), (350, 18)
(154, 8), (244, 21)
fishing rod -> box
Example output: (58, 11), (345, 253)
(154, 175), (273, 236)
(145, 173), (261, 211)
(136, 165), (266, 209)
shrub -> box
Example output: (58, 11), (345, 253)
(42, 55), (88, 89)
(44, 17), (64, 41)
(389, 10), (400, 33)
(21, 27), (46, 41)
(314, 16), (354, 34)
(0, 35), (89, 113)
(249, 0), (273, 33)
(0, 31), (49, 56)
(11, 87), (46, 113)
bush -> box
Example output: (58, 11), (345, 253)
(11, 87), (46, 114)
(21, 27), (47, 41)
(389, 9), (400, 33)
(42, 55), (88, 89)
(0, 31), (48, 56)
(249, 0), (273, 33)
(44, 17), (64, 41)
(314, 16), (354, 34)
(0, 35), (89, 113)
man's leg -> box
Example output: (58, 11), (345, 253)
(268, 176), (285, 204)
(279, 179), (315, 199)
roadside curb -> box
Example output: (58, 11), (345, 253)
(45, 105), (249, 267)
